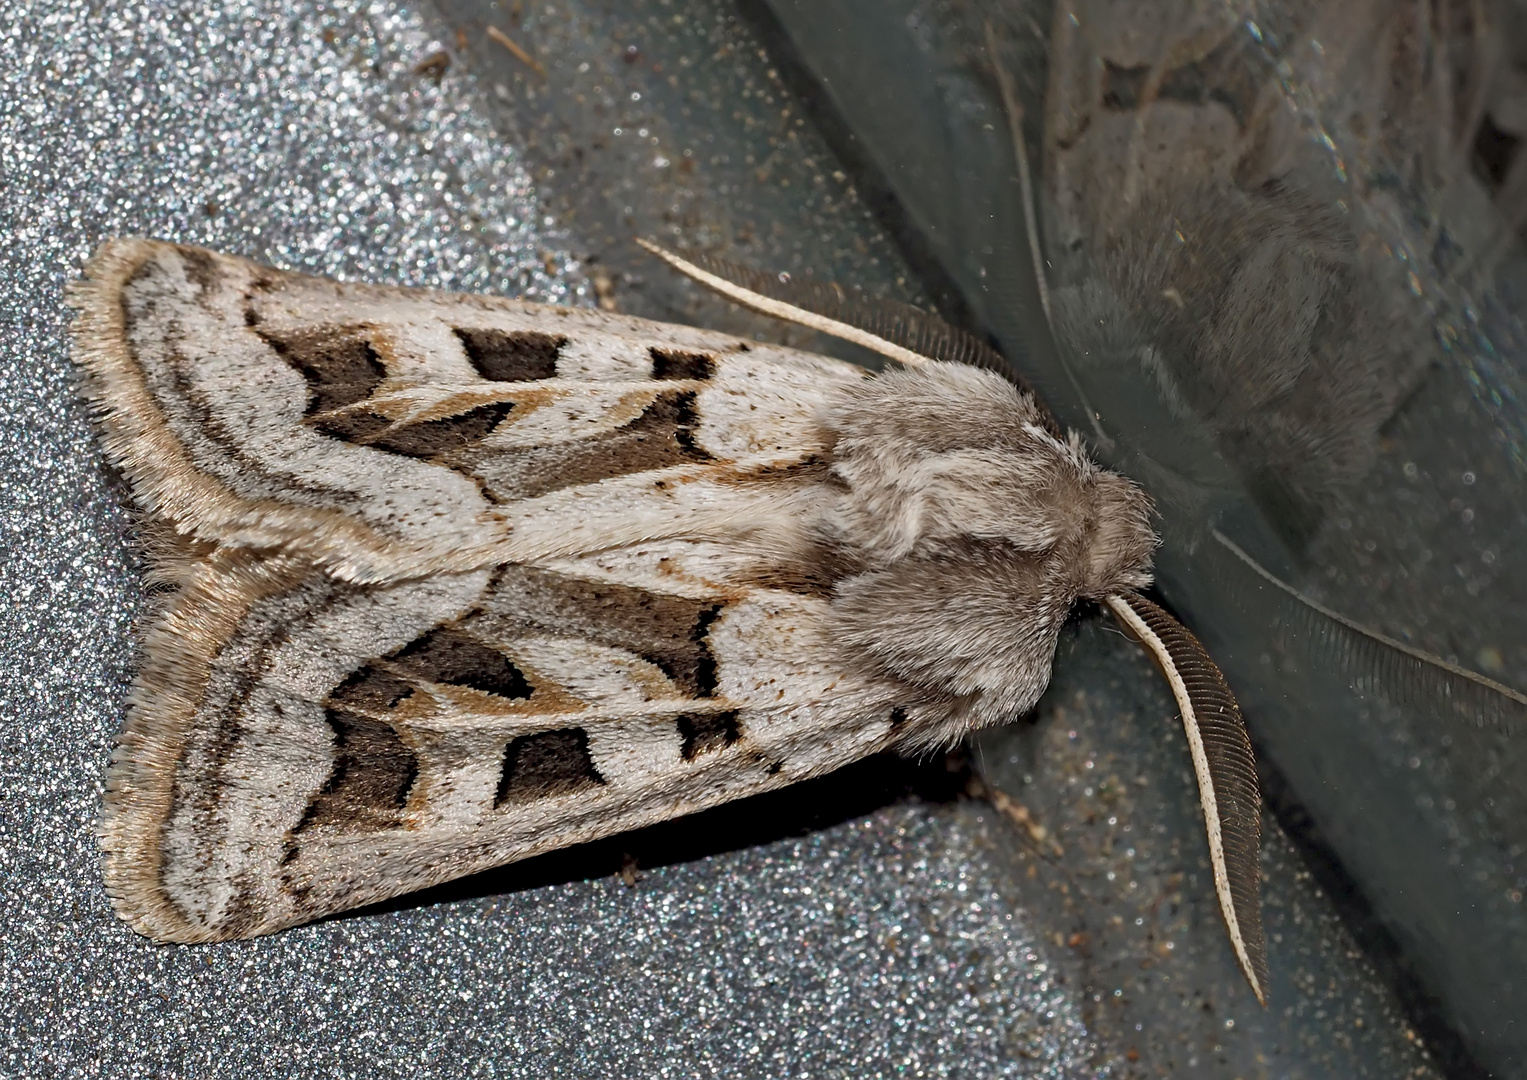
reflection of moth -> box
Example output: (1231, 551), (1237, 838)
(1037, 0), (1523, 529)
(74, 237), (1269, 1000)
(1003, 0), (1527, 1020)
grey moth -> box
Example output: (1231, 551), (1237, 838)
(71, 236), (1269, 1003)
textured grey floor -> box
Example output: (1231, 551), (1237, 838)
(0, 0), (1454, 1075)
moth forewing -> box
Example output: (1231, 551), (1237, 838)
(78, 239), (1158, 947)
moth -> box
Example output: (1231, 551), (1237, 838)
(72, 236), (1269, 1003)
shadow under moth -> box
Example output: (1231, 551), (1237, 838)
(71, 237), (1270, 1004)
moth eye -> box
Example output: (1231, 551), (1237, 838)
(258, 325), (387, 414)
(677, 710), (741, 760)
(649, 347), (716, 380)
(454, 327), (566, 382)
(388, 626), (533, 700)
(494, 727), (606, 808)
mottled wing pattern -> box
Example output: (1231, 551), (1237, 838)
(71, 240), (861, 581)
(107, 548), (903, 943)
(76, 240), (906, 942)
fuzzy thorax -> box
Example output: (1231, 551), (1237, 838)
(821, 362), (1156, 749)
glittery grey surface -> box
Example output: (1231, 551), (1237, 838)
(0, 0), (1459, 1075)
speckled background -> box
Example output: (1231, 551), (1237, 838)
(0, 0), (1457, 1076)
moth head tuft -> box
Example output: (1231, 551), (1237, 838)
(824, 362), (1085, 563)
(1077, 471), (1157, 599)
(821, 360), (1159, 743)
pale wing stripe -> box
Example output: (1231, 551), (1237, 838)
(636, 239), (929, 368)
(1105, 592), (1268, 1006)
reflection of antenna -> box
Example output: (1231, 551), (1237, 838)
(984, 21), (1050, 327)
(983, 21), (1113, 452)
(1211, 528), (1525, 735)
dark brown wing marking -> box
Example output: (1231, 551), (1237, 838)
(286, 564), (737, 841)
(455, 328), (566, 382)
(1106, 591), (1269, 1005)
(356, 402), (515, 458)
(328, 664), (415, 713)
(259, 325), (387, 414)
(650, 347), (716, 380)
(297, 710), (420, 834)
(465, 387), (714, 501)
(494, 728), (606, 807)
(290, 626), (536, 837)
(478, 565), (725, 698)
(266, 323), (517, 455)
(678, 710), (741, 759)
(389, 627), (533, 700)
(263, 320), (714, 498)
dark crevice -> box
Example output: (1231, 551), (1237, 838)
(1473, 113), (1521, 192)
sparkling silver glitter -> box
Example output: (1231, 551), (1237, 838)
(0, 1), (1097, 1075)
